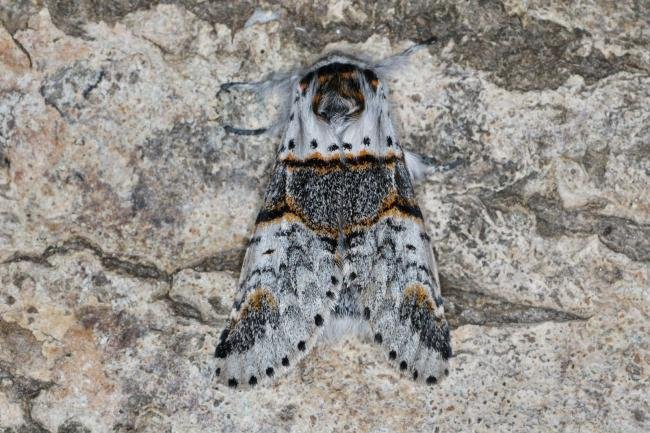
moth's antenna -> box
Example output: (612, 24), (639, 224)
(399, 36), (439, 57)
(218, 73), (295, 136)
(217, 71), (295, 98)
(374, 36), (439, 74)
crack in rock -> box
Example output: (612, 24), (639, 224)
(0, 360), (55, 433)
(484, 181), (650, 263)
(9, 32), (33, 69)
(190, 247), (246, 274)
(441, 282), (590, 330)
(3, 237), (592, 328)
(527, 195), (650, 263)
(158, 292), (205, 322)
(3, 236), (171, 282)
(39, 61), (106, 122)
(3, 237), (242, 326)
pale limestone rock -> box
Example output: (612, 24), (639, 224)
(0, 2), (648, 433)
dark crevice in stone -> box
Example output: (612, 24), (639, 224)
(82, 69), (105, 99)
(2, 236), (172, 282)
(39, 85), (67, 119)
(483, 179), (650, 264)
(45, 0), (161, 38)
(3, 253), (54, 268)
(526, 195), (650, 263)
(190, 247), (246, 273)
(139, 34), (174, 55)
(160, 293), (205, 322)
(9, 32), (33, 68)
(2, 236), (246, 286)
(0, 0), (45, 34)
(39, 62), (107, 122)
(0, 361), (55, 433)
(43, 0), (256, 38)
(440, 277), (590, 329)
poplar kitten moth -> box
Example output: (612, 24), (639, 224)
(215, 41), (453, 388)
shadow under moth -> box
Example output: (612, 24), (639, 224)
(215, 40), (456, 388)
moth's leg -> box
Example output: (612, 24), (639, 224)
(404, 149), (464, 180)
(418, 154), (463, 173)
(217, 70), (294, 97)
(218, 81), (272, 136)
(219, 81), (264, 92)
(355, 217), (451, 384)
(223, 125), (268, 136)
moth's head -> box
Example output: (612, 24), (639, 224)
(299, 60), (380, 125)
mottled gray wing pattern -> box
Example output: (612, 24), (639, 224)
(214, 164), (341, 388)
(341, 160), (451, 384)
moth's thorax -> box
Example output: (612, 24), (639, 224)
(280, 60), (400, 162)
(300, 62), (379, 126)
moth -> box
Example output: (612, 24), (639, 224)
(215, 42), (454, 388)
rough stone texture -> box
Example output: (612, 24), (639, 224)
(0, 1), (648, 432)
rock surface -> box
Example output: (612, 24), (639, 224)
(0, 1), (648, 432)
